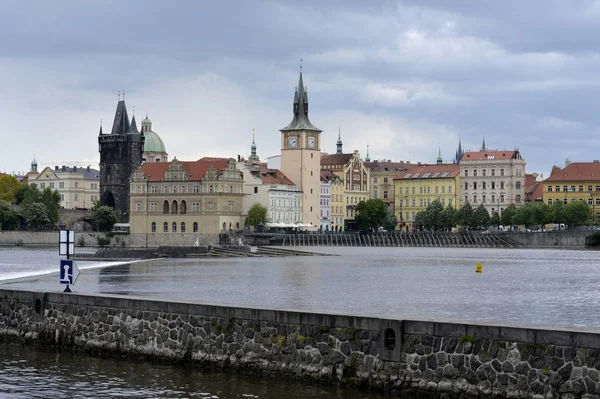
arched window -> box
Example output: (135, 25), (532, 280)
(229, 222), (232, 231)
(236, 222), (240, 230)
(151, 222), (156, 233)
(222, 222), (226, 231)
(163, 201), (169, 214)
(181, 222), (186, 233)
(180, 200), (187, 214)
(171, 200), (178, 214)
(193, 222), (198, 232)
(516, 181), (521, 189)
(163, 222), (168, 232)
(172, 222), (177, 232)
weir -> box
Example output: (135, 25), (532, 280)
(1, 288), (600, 399)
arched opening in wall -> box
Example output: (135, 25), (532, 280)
(172, 222), (177, 232)
(180, 200), (187, 214)
(384, 328), (396, 351)
(163, 222), (168, 232)
(163, 201), (169, 214)
(101, 191), (115, 208)
(181, 222), (186, 233)
(151, 222), (156, 233)
(222, 222), (226, 231)
(193, 222), (198, 233)
(171, 200), (178, 214)
(236, 222), (240, 230)
(229, 222), (232, 231)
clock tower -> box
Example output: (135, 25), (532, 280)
(280, 71), (322, 227)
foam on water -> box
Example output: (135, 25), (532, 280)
(0, 261), (136, 282)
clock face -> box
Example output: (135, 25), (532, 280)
(307, 137), (315, 148)
(288, 136), (298, 148)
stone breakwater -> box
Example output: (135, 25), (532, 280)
(2, 289), (600, 398)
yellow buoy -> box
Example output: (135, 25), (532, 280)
(475, 263), (483, 273)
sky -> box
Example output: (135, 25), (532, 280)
(1, 0), (599, 177)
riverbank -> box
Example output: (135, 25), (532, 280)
(2, 288), (600, 398)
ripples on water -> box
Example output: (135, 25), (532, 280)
(0, 342), (388, 398)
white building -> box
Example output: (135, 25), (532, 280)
(320, 175), (331, 231)
(460, 149), (526, 216)
(28, 162), (100, 209)
(237, 162), (302, 224)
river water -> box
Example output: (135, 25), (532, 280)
(0, 246), (599, 397)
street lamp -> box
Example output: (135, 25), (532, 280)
(399, 196), (408, 232)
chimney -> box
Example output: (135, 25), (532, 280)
(87, 166), (90, 171)
(73, 166), (77, 171)
(54, 166), (58, 170)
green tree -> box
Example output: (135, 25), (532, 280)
(490, 211), (500, 227)
(472, 204), (491, 229)
(91, 205), (119, 232)
(40, 187), (61, 224)
(355, 199), (388, 232)
(245, 203), (268, 227)
(440, 206), (457, 231)
(0, 175), (23, 204)
(0, 201), (20, 230)
(414, 211), (426, 231)
(564, 201), (591, 228)
(22, 202), (50, 230)
(501, 204), (517, 227)
(454, 202), (474, 229)
(15, 184), (40, 205)
(549, 201), (565, 224)
(382, 211), (398, 231)
(423, 200), (444, 230)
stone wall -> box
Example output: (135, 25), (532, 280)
(0, 231), (114, 247)
(129, 233), (220, 247)
(2, 289), (600, 398)
(509, 230), (591, 248)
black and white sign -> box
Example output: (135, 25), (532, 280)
(59, 230), (75, 256)
(59, 259), (80, 285)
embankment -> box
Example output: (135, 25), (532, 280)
(2, 288), (600, 398)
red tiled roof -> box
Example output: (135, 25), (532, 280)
(142, 158), (230, 182)
(525, 180), (544, 201)
(544, 162), (600, 182)
(461, 150), (521, 161)
(320, 153), (353, 166)
(259, 168), (296, 185)
(393, 163), (460, 180)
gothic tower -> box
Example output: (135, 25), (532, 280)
(98, 98), (144, 222)
(280, 70), (322, 227)
(248, 129), (259, 162)
(336, 127), (343, 154)
(454, 137), (464, 164)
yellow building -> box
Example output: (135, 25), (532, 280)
(321, 150), (370, 231)
(129, 157), (245, 247)
(393, 163), (461, 230)
(543, 161), (600, 222)
(28, 163), (100, 209)
(321, 171), (344, 231)
(365, 160), (414, 215)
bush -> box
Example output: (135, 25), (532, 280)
(77, 236), (86, 247)
(91, 206), (119, 232)
(96, 235), (111, 248)
(585, 232), (600, 247)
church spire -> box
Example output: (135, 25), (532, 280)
(336, 126), (343, 154)
(454, 136), (464, 164)
(481, 135), (486, 151)
(248, 128), (259, 162)
(110, 97), (130, 135)
(437, 147), (443, 165)
(365, 144), (370, 162)
(98, 119), (103, 135)
(281, 70), (321, 131)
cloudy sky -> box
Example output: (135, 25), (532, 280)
(1, 0), (599, 176)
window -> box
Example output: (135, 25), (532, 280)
(193, 185), (200, 193)
(254, 187), (258, 194)
(483, 182), (486, 190)
(60, 194), (64, 201)
(150, 203), (157, 212)
(419, 199), (423, 207)
(516, 195), (521, 203)
(59, 182), (64, 189)
(163, 201), (169, 214)
(181, 222), (186, 233)
(420, 187), (423, 194)
(151, 185), (157, 194)
(435, 186), (438, 194)
(589, 186), (593, 192)
(491, 182), (495, 190)
(491, 169), (495, 177)
(374, 177), (378, 183)
(473, 195), (477, 203)
(172, 222), (177, 232)
(193, 222), (198, 232)
(180, 201), (187, 214)
(473, 170), (477, 177)
(74, 194), (78, 201)
(588, 199), (593, 205)
(516, 182), (521, 190)
(150, 222), (157, 232)
(563, 186), (568, 192)
(482, 195), (486, 203)
(464, 195), (468, 203)
(556, 186), (560, 192)
(136, 202), (141, 211)
(500, 169), (504, 177)
(412, 187), (415, 194)
(40, 183), (45, 189)
(500, 194), (505, 203)
(163, 222), (168, 232)
(597, 198), (600, 206)
(74, 182), (78, 188)
(579, 186), (584, 192)
(483, 170), (487, 177)
(571, 186), (576, 192)
(548, 186), (552, 192)
(491, 195), (495, 203)
(464, 170), (468, 177)
(473, 182), (477, 190)
(50, 182), (54, 189)
(426, 187), (430, 194)
(548, 199), (553, 206)
(383, 191), (388, 199)
(500, 182), (505, 189)
(449, 186), (452, 193)
(383, 177), (388, 183)
(564, 198), (568, 205)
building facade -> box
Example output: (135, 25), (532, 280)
(321, 151), (370, 230)
(394, 164), (461, 230)
(280, 71), (321, 228)
(321, 171), (344, 231)
(319, 175), (331, 231)
(543, 161), (600, 222)
(129, 157), (245, 245)
(237, 162), (302, 224)
(98, 99), (144, 221)
(28, 165), (100, 209)
(460, 150), (526, 216)
(366, 160), (413, 215)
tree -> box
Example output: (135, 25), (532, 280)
(501, 204), (517, 227)
(423, 200), (444, 230)
(91, 205), (119, 232)
(40, 187), (61, 224)
(549, 201), (565, 224)
(382, 211), (398, 231)
(564, 201), (591, 228)
(245, 203), (268, 228)
(0, 175), (23, 203)
(440, 206), (457, 231)
(18, 184), (42, 205)
(490, 211), (500, 227)
(414, 211), (426, 231)
(0, 201), (20, 230)
(22, 202), (50, 230)
(454, 202), (474, 229)
(472, 204), (491, 229)
(355, 199), (388, 232)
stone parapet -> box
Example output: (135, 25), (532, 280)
(1, 288), (600, 398)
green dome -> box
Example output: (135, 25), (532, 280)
(144, 130), (166, 154)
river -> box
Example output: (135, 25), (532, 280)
(0, 246), (599, 397)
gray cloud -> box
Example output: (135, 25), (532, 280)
(0, 0), (599, 176)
